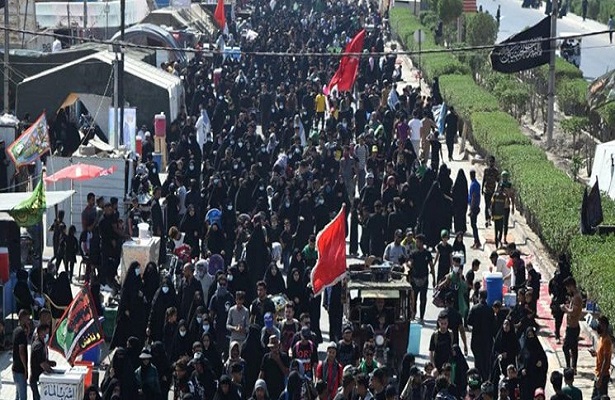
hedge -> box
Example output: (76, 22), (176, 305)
(438, 75), (499, 115)
(389, 8), (470, 81)
(390, 6), (615, 318)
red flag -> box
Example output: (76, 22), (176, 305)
(327, 30), (366, 93)
(49, 286), (104, 365)
(311, 205), (347, 296)
(214, 0), (226, 30)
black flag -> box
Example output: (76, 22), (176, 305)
(490, 17), (552, 73)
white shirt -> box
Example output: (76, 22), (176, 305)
(491, 257), (510, 285)
(52, 39), (62, 53)
(408, 118), (423, 141)
(195, 110), (211, 147)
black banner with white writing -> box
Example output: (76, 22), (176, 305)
(490, 17), (552, 73)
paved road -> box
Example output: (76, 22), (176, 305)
(479, 0), (615, 79)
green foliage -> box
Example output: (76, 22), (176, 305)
(438, 0), (463, 24)
(419, 10), (439, 30)
(465, 12), (498, 46)
(558, 79), (589, 116)
(570, 0), (614, 24)
(439, 75), (499, 114)
(389, 9), (469, 82)
(570, 235), (615, 318)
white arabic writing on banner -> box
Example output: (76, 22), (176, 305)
(498, 41), (544, 64)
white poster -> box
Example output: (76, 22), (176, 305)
(108, 107), (137, 152)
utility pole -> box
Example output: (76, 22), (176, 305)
(118, 0), (125, 148)
(4, 0), (10, 113)
(546, 0), (559, 147)
(113, 45), (119, 148)
(83, 0), (88, 37)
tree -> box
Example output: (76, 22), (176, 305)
(465, 12), (498, 46)
(437, 0), (463, 25)
(560, 116), (588, 157)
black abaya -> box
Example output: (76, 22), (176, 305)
(241, 325), (265, 394)
(148, 277), (178, 342)
(452, 170), (468, 234)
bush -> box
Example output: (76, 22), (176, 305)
(389, 8), (469, 82)
(558, 79), (589, 116)
(438, 0), (463, 24)
(465, 12), (498, 46)
(471, 112), (532, 152)
(439, 75), (499, 115)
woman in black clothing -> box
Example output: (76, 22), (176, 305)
(163, 307), (178, 356)
(101, 347), (138, 400)
(180, 204), (202, 258)
(214, 375), (241, 400)
(165, 183), (180, 231)
(452, 170), (468, 234)
(202, 331), (224, 377)
(148, 276), (177, 342)
(452, 232), (466, 263)
(172, 319), (192, 361)
(48, 271), (73, 319)
(264, 263), (286, 296)
(286, 268), (308, 316)
(142, 262), (159, 313)
(151, 341), (173, 399)
(229, 261), (252, 302)
(111, 262), (147, 348)
(241, 324), (265, 394)
(492, 319), (520, 381)
(205, 222), (226, 256)
(450, 344), (469, 397)
(518, 326), (548, 400)
(188, 306), (207, 344)
(289, 249), (306, 277)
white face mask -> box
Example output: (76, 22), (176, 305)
(197, 317), (203, 324)
(179, 330), (187, 337)
(203, 324), (210, 333)
(44, 334), (50, 343)
(135, 268), (140, 276)
(162, 286), (170, 294)
(452, 266), (460, 273)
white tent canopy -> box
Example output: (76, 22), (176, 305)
(0, 190), (75, 211)
(589, 140), (615, 200)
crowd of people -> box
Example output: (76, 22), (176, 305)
(9, 0), (615, 399)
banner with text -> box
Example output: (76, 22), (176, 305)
(490, 17), (552, 73)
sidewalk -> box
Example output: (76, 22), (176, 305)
(391, 39), (607, 397)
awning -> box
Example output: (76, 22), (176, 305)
(0, 190), (75, 211)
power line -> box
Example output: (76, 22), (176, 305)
(0, 25), (613, 58)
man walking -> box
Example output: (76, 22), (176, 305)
(590, 316), (612, 398)
(561, 277), (582, 373)
(468, 169), (481, 249)
(482, 156), (499, 228)
(609, 15), (615, 44)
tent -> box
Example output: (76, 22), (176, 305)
(16, 51), (184, 130)
(589, 140), (615, 200)
(0, 190), (75, 212)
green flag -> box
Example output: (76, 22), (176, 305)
(9, 179), (46, 227)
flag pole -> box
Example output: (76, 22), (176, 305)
(546, 0), (559, 147)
